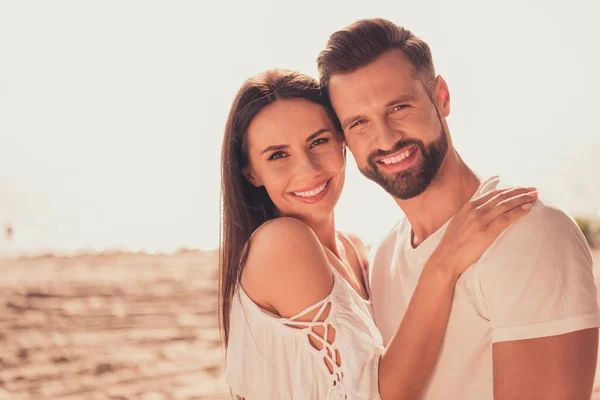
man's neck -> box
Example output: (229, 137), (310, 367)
(397, 149), (480, 248)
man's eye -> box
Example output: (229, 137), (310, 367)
(392, 105), (408, 112)
(349, 119), (365, 129)
(310, 138), (329, 148)
(268, 151), (286, 161)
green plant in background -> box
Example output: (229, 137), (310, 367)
(575, 217), (599, 248)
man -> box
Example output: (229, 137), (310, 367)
(318, 18), (600, 399)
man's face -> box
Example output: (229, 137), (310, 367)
(328, 49), (449, 200)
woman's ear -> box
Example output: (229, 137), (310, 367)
(242, 167), (262, 187)
(336, 131), (347, 160)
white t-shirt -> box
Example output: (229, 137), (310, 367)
(369, 176), (600, 399)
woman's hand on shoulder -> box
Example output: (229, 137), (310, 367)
(241, 217), (334, 318)
(430, 186), (539, 279)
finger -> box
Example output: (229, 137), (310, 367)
(475, 187), (537, 216)
(464, 187), (536, 231)
(478, 190), (538, 225)
(470, 186), (536, 209)
(484, 202), (533, 238)
(472, 186), (536, 208)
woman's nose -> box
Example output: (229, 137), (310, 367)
(295, 154), (322, 180)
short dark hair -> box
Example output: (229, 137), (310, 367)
(317, 18), (436, 97)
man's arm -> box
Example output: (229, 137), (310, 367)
(478, 201), (600, 398)
(493, 328), (598, 399)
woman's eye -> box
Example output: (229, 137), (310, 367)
(268, 151), (286, 161)
(310, 138), (329, 148)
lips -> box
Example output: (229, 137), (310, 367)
(375, 145), (416, 164)
(374, 145), (418, 172)
(289, 178), (332, 204)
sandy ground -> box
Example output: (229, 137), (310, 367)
(0, 249), (599, 399)
(0, 250), (229, 400)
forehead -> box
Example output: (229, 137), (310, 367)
(328, 49), (424, 113)
(247, 98), (333, 147)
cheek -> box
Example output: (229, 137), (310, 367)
(347, 138), (372, 168)
(261, 167), (293, 197)
(388, 111), (440, 145)
(317, 146), (345, 172)
(417, 108), (443, 139)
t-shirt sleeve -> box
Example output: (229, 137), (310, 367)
(478, 201), (600, 343)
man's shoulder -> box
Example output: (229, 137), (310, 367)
(497, 197), (582, 246)
(478, 176), (582, 243)
(479, 195), (592, 270)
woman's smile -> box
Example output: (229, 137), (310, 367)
(288, 178), (332, 204)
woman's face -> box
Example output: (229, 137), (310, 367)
(244, 98), (346, 224)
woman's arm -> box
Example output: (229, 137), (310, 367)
(241, 187), (537, 400)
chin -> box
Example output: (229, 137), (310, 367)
(280, 177), (343, 222)
(281, 201), (336, 226)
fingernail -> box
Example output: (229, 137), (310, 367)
(528, 191), (539, 197)
(521, 203), (533, 210)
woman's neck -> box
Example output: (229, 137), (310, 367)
(300, 212), (339, 258)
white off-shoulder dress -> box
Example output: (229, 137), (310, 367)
(226, 251), (385, 400)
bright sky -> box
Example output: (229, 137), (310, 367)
(1, 0), (599, 255)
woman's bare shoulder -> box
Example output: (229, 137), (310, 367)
(241, 217), (334, 317)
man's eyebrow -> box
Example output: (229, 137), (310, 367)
(341, 115), (366, 130)
(385, 94), (416, 107)
(341, 95), (417, 130)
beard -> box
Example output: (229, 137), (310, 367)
(359, 127), (449, 200)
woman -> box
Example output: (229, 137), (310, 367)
(219, 69), (537, 399)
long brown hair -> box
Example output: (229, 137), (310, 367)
(218, 69), (340, 350)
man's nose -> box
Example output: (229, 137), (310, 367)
(374, 120), (402, 151)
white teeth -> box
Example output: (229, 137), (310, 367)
(380, 148), (413, 165)
(293, 181), (328, 198)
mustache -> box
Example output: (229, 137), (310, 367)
(368, 139), (424, 165)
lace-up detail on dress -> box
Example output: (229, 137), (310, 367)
(226, 268), (384, 400)
(281, 298), (348, 399)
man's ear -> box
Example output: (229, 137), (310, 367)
(242, 167), (261, 187)
(433, 75), (450, 118)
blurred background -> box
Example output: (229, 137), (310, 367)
(0, 0), (599, 399)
